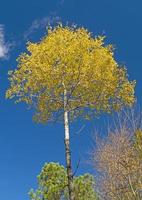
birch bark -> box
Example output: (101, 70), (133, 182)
(64, 87), (74, 200)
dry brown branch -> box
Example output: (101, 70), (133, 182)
(92, 107), (142, 200)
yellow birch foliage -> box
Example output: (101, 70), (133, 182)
(6, 25), (135, 123)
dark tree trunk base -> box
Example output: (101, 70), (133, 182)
(65, 139), (74, 200)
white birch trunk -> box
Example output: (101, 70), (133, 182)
(64, 87), (74, 200)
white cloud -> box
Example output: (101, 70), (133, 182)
(23, 0), (65, 40)
(58, 0), (65, 6)
(0, 25), (9, 59)
(24, 15), (61, 40)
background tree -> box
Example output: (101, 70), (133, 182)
(93, 110), (142, 200)
(135, 129), (142, 159)
(29, 162), (98, 200)
(6, 24), (135, 200)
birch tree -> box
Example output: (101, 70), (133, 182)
(6, 25), (135, 200)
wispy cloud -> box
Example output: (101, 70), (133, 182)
(0, 25), (10, 59)
(58, 0), (65, 6)
(24, 14), (61, 40)
(23, 0), (65, 40)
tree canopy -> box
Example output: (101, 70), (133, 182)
(29, 162), (98, 200)
(6, 25), (135, 123)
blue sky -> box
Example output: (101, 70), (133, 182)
(0, 0), (142, 200)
